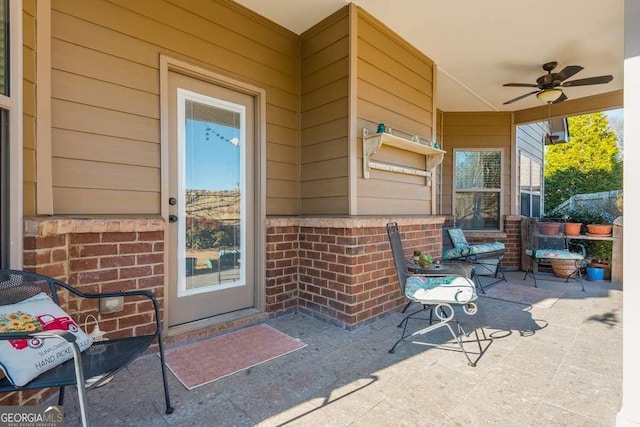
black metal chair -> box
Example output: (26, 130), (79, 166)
(386, 223), (486, 366)
(522, 218), (586, 291)
(441, 227), (507, 293)
(0, 270), (174, 426)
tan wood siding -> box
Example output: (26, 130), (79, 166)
(516, 122), (546, 216)
(435, 109), (444, 214)
(50, 0), (299, 214)
(441, 112), (513, 221)
(517, 122), (546, 160)
(23, 3), (37, 214)
(300, 7), (350, 215)
(355, 9), (435, 215)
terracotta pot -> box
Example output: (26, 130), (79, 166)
(586, 224), (613, 236)
(538, 222), (561, 235)
(565, 222), (582, 236)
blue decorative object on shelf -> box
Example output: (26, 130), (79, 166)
(377, 123), (386, 133)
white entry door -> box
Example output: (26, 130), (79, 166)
(167, 71), (255, 327)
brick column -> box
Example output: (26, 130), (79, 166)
(503, 215), (524, 269)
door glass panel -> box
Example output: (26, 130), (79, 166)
(178, 90), (245, 295)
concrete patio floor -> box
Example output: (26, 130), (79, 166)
(62, 271), (622, 426)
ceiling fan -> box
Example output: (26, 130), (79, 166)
(502, 61), (613, 105)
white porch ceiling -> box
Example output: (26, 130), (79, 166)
(233, 0), (624, 112)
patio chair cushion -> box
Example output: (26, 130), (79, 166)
(442, 241), (506, 260)
(405, 275), (477, 304)
(447, 229), (469, 249)
(534, 249), (584, 260)
(0, 293), (93, 387)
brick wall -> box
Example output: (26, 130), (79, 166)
(265, 225), (299, 314)
(0, 218), (165, 406)
(266, 217), (445, 329)
(502, 216), (523, 269)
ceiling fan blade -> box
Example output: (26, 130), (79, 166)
(554, 65), (584, 82)
(552, 92), (568, 104)
(561, 75), (614, 87)
(503, 90), (539, 105)
(503, 83), (539, 87)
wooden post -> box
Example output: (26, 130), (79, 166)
(611, 216), (623, 284)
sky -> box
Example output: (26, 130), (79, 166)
(185, 119), (241, 191)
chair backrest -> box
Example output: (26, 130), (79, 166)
(447, 228), (469, 249)
(526, 218), (567, 251)
(386, 222), (409, 293)
(0, 270), (59, 306)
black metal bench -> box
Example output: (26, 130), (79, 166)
(0, 270), (173, 426)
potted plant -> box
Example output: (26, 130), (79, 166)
(562, 215), (582, 236)
(584, 210), (614, 236)
(418, 252), (434, 268)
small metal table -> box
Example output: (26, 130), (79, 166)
(407, 261), (473, 279)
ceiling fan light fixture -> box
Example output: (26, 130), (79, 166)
(536, 88), (563, 103)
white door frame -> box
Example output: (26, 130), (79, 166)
(0, 0), (23, 268)
(159, 55), (266, 335)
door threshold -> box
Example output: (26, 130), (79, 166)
(167, 308), (267, 337)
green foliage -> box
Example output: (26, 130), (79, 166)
(544, 113), (622, 212)
(185, 217), (237, 250)
(554, 207), (615, 225)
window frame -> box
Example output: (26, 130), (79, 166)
(452, 147), (504, 231)
(519, 152), (542, 218)
(0, 0), (23, 269)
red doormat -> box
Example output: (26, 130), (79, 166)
(164, 324), (306, 390)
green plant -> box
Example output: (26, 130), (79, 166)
(554, 207), (613, 262)
(421, 253), (434, 264)
(554, 207), (615, 225)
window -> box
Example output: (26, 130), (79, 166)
(454, 149), (502, 230)
(520, 153), (542, 217)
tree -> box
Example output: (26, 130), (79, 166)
(544, 112), (622, 212)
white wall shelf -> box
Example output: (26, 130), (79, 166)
(362, 128), (445, 185)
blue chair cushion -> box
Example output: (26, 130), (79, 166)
(442, 241), (505, 260)
(534, 249), (584, 260)
(405, 275), (477, 304)
(447, 229), (469, 249)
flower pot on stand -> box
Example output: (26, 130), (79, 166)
(565, 222), (582, 236)
(586, 224), (613, 236)
(538, 222), (562, 235)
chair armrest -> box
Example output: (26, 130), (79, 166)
(0, 329), (76, 343)
(567, 241), (586, 257)
(53, 283), (161, 336)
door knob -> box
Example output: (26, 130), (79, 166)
(168, 197), (177, 205)
(168, 214), (178, 223)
